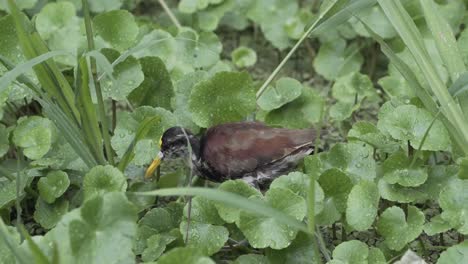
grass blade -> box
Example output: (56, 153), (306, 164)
(420, 0), (466, 83)
(76, 57), (106, 165)
(0, 220), (29, 264)
(117, 116), (161, 172)
(378, 0), (468, 155)
(82, 0), (115, 165)
(19, 226), (51, 264)
(135, 187), (310, 233)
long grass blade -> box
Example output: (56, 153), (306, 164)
(378, 0), (468, 155)
(135, 187), (310, 233)
(0, 220), (29, 264)
(82, 0), (115, 165)
(360, 19), (468, 155)
(76, 57), (106, 164)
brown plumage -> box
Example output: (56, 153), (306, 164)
(146, 121), (318, 188)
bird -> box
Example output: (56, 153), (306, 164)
(145, 121), (318, 188)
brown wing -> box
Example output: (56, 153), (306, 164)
(201, 122), (316, 178)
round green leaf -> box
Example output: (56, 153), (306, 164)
(424, 215), (452, 236)
(93, 10), (138, 51)
(266, 232), (320, 264)
(270, 171), (324, 215)
(332, 72), (378, 103)
(331, 240), (369, 264)
(258, 77), (303, 111)
(231, 46), (257, 68)
(184, 196), (225, 225)
(111, 106), (177, 166)
(34, 197), (69, 229)
(0, 0), (37, 11)
(215, 180), (261, 224)
(82, 165), (127, 200)
(157, 247), (214, 264)
(324, 142), (376, 182)
(348, 121), (399, 153)
(172, 71), (207, 133)
(377, 104), (451, 151)
(13, 116), (57, 160)
(37, 170), (70, 203)
(189, 71), (256, 128)
(383, 150), (428, 187)
(180, 221), (229, 256)
(44, 192), (137, 264)
(439, 179), (468, 234)
(313, 39), (363, 81)
(100, 48), (144, 101)
(318, 169), (353, 213)
(234, 254), (269, 264)
(141, 233), (178, 262)
(376, 205), (425, 251)
(265, 86), (324, 129)
(346, 180), (379, 231)
(437, 241), (468, 264)
(350, 5), (396, 39)
(128, 56), (174, 109)
(238, 188), (306, 249)
(89, 0), (123, 12)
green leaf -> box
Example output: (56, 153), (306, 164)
(265, 86), (324, 129)
(382, 150), (428, 187)
(88, 0), (123, 12)
(172, 71), (207, 133)
(322, 142), (376, 182)
(424, 215), (452, 236)
(0, 224), (21, 264)
(459, 157), (468, 179)
(141, 233), (177, 262)
(0, 124), (11, 158)
(43, 192), (137, 264)
(318, 169), (352, 213)
(93, 10), (138, 51)
(350, 5), (396, 39)
(313, 38), (363, 81)
(99, 48), (144, 101)
(332, 72), (378, 103)
(330, 240), (368, 264)
(439, 179), (468, 234)
(35, 2), (83, 67)
(270, 171), (324, 214)
(377, 75), (415, 99)
(189, 71), (255, 128)
(347, 121), (399, 153)
(13, 116), (57, 160)
(180, 222), (228, 256)
(0, 15), (26, 64)
(37, 170), (70, 203)
(329, 101), (359, 121)
(247, 0), (298, 50)
(231, 46), (257, 68)
(377, 104), (451, 152)
(111, 106), (177, 166)
(234, 254), (269, 264)
(238, 188), (306, 249)
(82, 165), (127, 200)
(215, 180), (261, 224)
(437, 241), (468, 264)
(128, 56), (174, 109)
(34, 198), (69, 229)
(257, 77), (303, 111)
(376, 205), (425, 251)
(266, 232), (320, 264)
(346, 180), (379, 231)
(157, 247), (214, 264)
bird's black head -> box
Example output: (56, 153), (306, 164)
(160, 127), (198, 160)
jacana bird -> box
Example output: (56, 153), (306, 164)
(145, 122), (318, 188)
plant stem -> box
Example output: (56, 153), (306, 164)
(158, 0), (182, 29)
(315, 226), (331, 262)
(82, 0), (114, 165)
(256, 0), (338, 100)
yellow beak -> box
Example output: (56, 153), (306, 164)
(145, 151), (164, 179)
